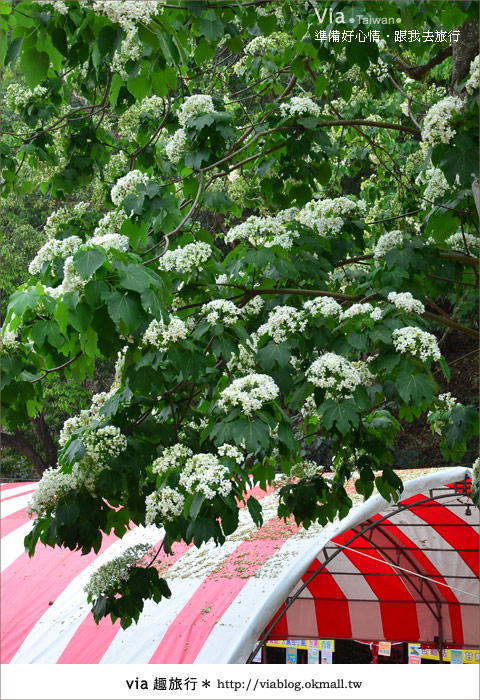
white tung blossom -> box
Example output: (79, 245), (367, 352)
(445, 232), (480, 252)
(257, 305), (307, 344)
(415, 167), (449, 207)
(392, 326), (441, 362)
(245, 32), (290, 55)
(110, 170), (149, 206)
(218, 374), (279, 416)
(177, 94), (216, 126)
(165, 128), (187, 164)
(142, 317), (188, 351)
(202, 299), (240, 326)
(145, 487), (185, 525)
(84, 543), (153, 598)
(88, 1), (160, 31)
(28, 236), (83, 276)
(465, 55), (479, 94)
(224, 215), (296, 248)
(387, 291), (425, 315)
(306, 353), (363, 397)
(157, 242), (213, 274)
(44, 203), (88, 239)
(297, 197), (366, 236)
(152, 444), (193, 475)
(373, 230), (404, 259)
(280, 95), (321, 118)
(303, 296), (342, 318)
(83, 425), (128, 463)
(421, 96), (464, 145)
(340, 303), (382, 321)
(179, 453), (232, 499)
(428, 392), (459, 435)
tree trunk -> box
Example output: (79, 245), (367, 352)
(451, 19), (479, 93)
(31, 412), (58, 468)
(1, 430), (46, 477)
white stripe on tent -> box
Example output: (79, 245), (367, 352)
(1, 484), (37, 501)
(1, 522), (32, 572)
(1, 494), (33, 518)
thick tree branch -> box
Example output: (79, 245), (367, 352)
(1, 430), (46, 477)
(31, 413), (58, 468)
(389, 46), (453, 81)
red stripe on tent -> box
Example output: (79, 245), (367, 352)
(304, 558), (352, 639)
(368, 514), (465, 645)
(1, 535), (118, 663)
(333, 531), (420, 641)
(150, 519), (299, 663)
(267, 602), (289, 638)
(405, 496), (479, 573)
(57, 540), (190, 663)
(1, 508), (32, 537)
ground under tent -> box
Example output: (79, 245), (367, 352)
(1, 466), (478, 664)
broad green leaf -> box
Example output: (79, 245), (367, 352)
(73, 248), (106, 278)
(107, 291), (144, 331)
(20, 49), (49, 89)
(319, 399), (360, 435)
(397, 372), (434, 404)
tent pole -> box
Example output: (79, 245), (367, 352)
(437, 602), (444, 664)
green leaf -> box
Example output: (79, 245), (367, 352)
(397, 372), (434, 404)
(256, 342), (291, 370)
(5, 36), (23, 66)
(189, 493), (205, 520)
(67, 302), (93, 332)
(20, 48), (49, 89)
(56, 503), (80, 527)
(194, 38), (215, 63)
(118, 264), (156, 293)
(199, 12), (224, 41)
(278, 422), (297, 452)
(73, 248), (106, 278)
(440, 147), (479, 186)
(319, 399), (359, 435)
(9, 288), (38, 316)
(51, 28), (68, 57)
(247, 496), (263, 527)
(338, 80), (352, 102)
(140, 288), (166, 320)
(314, 75), (328, 98)
(232, 419), (270, 452)
(107, 291), (144, 331)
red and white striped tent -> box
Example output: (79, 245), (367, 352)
(1, 466), (478, 664)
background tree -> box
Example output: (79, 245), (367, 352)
(1, 0), (478, 627)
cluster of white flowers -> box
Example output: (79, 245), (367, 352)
(245, 32), (290, 55)
(428, 392), (459, 435)
(224, 215), (290, 247)
(110, 170), (149, 206)
(202, 299), (240, 326)
(179, 453), (232, 499)
(86, 232), (129, 254)
(91, 209), (128, 239)
(392, 326), (441, 361)
(303, 296), (342, 318)
(118, 95), (164, 136)
(5, 83), (47, 110)
(26, 465), (82, 518)
(297, 197), (366, 236)
(340, 303), (382, 321)
(274, 207), (300, 224)
(84, 543), (153, 598)
(217, 443), (243, 465)
(445, 232), (479, 252)
(227, 340), (258, 376)
(472, 456), (480, 494)
(0, 325), (20, 353)
(415, 167), (449, 207)
(279, 95), (321, 118)
(152, 444), (193, 476)
(83, 425), (127, 463)
(88, 0), (160, 31)
(289, 460), (321, 479)
(142, 316), (188, 351)
(373, 230), (404, 259)
(465, 55), (479, 94)
(165, 128), (187, 164)
(62, 255), (89, 293)
(110, 27), (142, 76)
(218, 374), (279, 416)
(43, 203), (88, 239)
(351, 359), (376, 387)
(35, 0), (68, 13)
(257, 305), (307, 344)
(177, 94), (216, 126)
(368, 58), (389, 82)
(240, 296), (265, 318)
(421, 96), (464, 144)
(28, 236), (82, 276)
(306, 353), (363, 397)
(145, 487), (185, 525)
(157, 242), (213, 274)
(387, 291), (425, 315)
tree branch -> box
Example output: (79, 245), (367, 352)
(1, 430), (46, 477)
(389, 46), (453, 81)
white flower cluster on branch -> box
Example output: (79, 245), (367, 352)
(392, 326), (441, 361)
(28, 236), (83, 276)
(26, 465), (82, 518)
(415, 167), (449, 207)
(373, 230), (404, 259)
(257, 305), (307, 343)
(87, 1), (160, 31)
(83, 425), (128, 463)
(445, 232), (479, 252)
(142, 316), (188, 351)
(145, 487), (185, 524)
(84, 543), (153, 598)
(428, 392), (459, 435)
(218, 374), (279, 416)
(421, 96), (464, 144)
(306, 352), (364, 397)
(245, 32), (290, 55)
(179, 453), (233, 499)
(152, 444), (193, 475)
(44, 203), (88, 239)
(297, 197), (366, 236)
(202, 299), (241, 326)
(303, 296), (342, 318)
(165, 128), (187, 164)
(224, 215), (297, 249)
(387, 291), (425, 315)
(279, 95), (321, 118)
(157, 242), (213, 274)
(465, 55), (479, 94)
(110, 170), (149, 206)
(118, 95), (165, 136)
(177, 94), (216, 126)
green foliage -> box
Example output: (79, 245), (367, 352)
(0, 0), (478, 627)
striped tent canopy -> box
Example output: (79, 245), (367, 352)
(1, 467), (478, 664)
